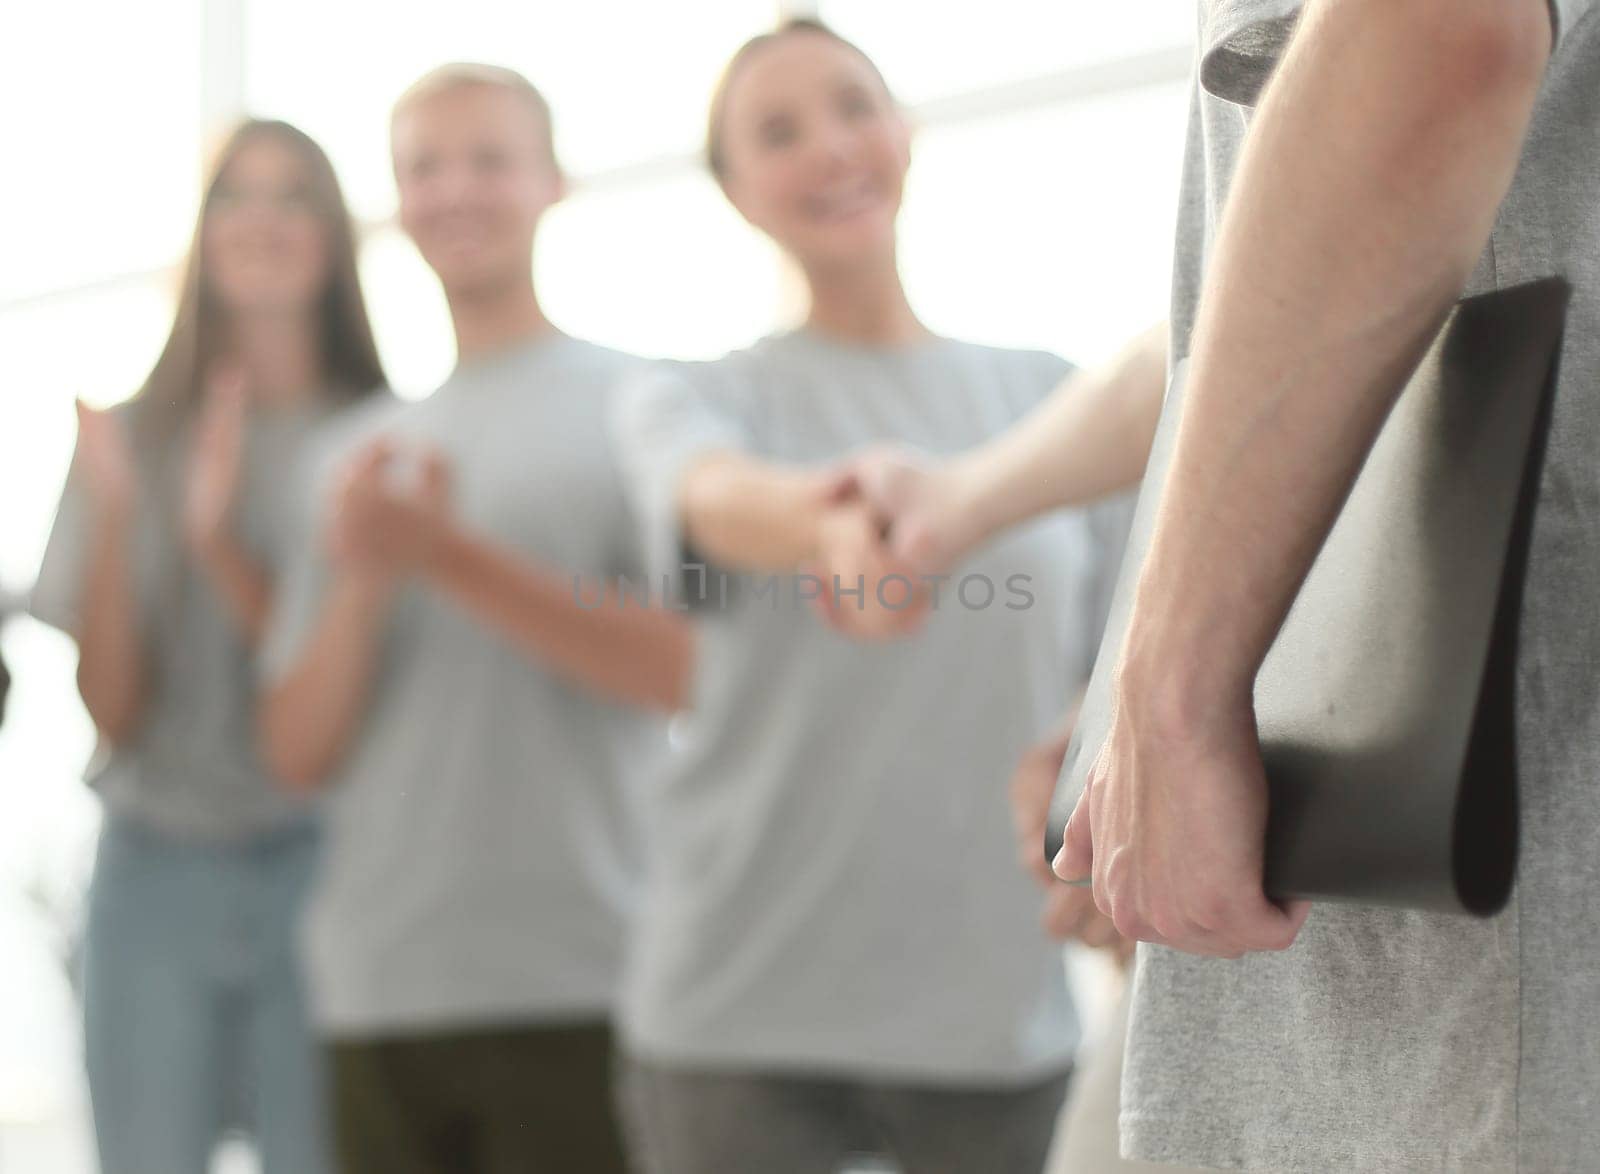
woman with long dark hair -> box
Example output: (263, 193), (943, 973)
(30, 119), (385, 1174)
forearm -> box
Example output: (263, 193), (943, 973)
(424, 525), (693, 713)
(953, 323), (1167, 544)
(259, 575), (392, 791)
(75, 517), (145, 743)
(195, 541), (273, 645)
(1125, 0), (1549, 708)
(679, 452), (835, 572)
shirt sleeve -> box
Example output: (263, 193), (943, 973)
(1083, 490), (1138, 656)
(28, 462), (94, 635)
(1197, 0), (1303, 107)
(1022, 350), (1075, 415)
(606, 361), (754, 599)
(1548, 0), (1597, 47)
(256, 428), (346, 686)
(1200, 0), (1584, 109)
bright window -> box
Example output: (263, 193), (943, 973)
(899, 82), (1190, 366)
(822, 0), (1193, 104)
(0, 1), (203, 301)
(242, 0), (776, 220)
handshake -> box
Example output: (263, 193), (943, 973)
(803, 444), (986, 642)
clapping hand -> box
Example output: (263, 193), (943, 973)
(326, 439), (455, 580)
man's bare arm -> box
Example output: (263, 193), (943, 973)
(848, 324), (1167, 572)
(1125, 0), (1551, 715)
(421, 526), (694, 713)
(1056, 0), (1553, 955)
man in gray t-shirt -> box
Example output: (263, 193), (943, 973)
(1050, 1), (1599, 1169)
(258, 65), (689, 1174)
(262, 335), (662, 1034)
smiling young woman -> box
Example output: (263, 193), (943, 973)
(29, 118), (385, 1174)
(607, 21), (1132, 1174)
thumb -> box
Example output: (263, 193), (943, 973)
(418, 449), (453, 502)
(1052, 783), (1094, 884)
(801, 563), (846, 633)
(353, 436), (396, 478)
(816, 462), (859, 506)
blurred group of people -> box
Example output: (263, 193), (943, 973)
(17, 0), (1600, 1171)
(24, 20), (1161, 1174)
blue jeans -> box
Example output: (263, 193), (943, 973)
(83, 814), (329, 1174)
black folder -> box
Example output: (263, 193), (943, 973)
(1045, 278), (1569, 916)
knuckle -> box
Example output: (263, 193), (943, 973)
(1259, 921), (1301, 952)
(1187, 891), (1235, 933)
(1147, 907), (1183, 943)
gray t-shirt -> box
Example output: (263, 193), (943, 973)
(610, 330), (1126, 1083)
(30, 399), (336, 841)
(262, 334), (659, 1035)
(1123, 4), (1600, 1170)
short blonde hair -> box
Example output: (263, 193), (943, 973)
(392, 62), (558, 167)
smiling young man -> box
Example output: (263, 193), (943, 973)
(259, 65), (689, 1174)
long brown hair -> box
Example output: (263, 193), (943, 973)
(133, 119), (386, 440)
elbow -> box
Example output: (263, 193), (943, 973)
(641, 622), (697, 715)
(77, 671), (142, 747)
(257, 695), (331, 794)
(625, 619), (695, 715)
(659, 645), (696, 716)
(1378, 0), (1550, 110)
(1443, 0), (1549, 102)
(95, 702), (142, 748)
(265, 745), (329, 796)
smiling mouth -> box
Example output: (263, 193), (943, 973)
(803, 177), (883, 223)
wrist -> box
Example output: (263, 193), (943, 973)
(937, 454), (993, 562)
(417, 514), (461, 579)
(91, 493), (137, 535)
(800, 475), (851, 565)
(336, 564), (397, 610)
(1118, 582), (1257, 738)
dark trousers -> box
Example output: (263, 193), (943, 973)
(330, 1018), (629, 1174)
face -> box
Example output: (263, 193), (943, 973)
(203, 134), (332, 316)
(718, 32), (911, 273)
(392, 84), (563, 298)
